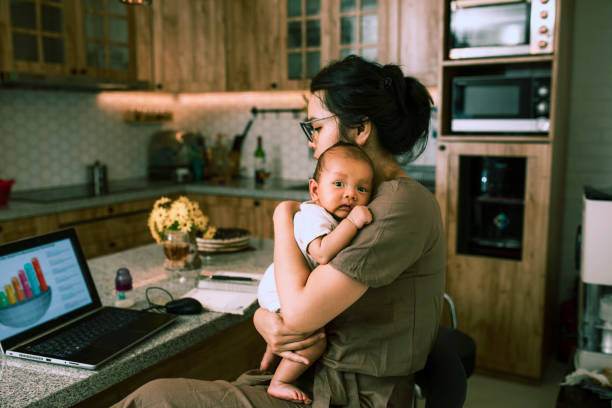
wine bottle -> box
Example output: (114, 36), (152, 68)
(254, 136), (266, 185)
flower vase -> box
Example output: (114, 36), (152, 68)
(183, 231), (202, 270)
(163, 230), (190, 271)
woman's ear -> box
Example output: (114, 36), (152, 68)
(355, 119), (372, 146)
(309, 178), (319, 201)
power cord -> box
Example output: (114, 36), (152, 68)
(141, 286), (174, 312)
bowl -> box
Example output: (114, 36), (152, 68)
(0, 287), (52, 328)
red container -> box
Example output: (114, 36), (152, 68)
(0, 179), (15, 205)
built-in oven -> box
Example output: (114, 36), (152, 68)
(449, 0), (556, 60)
(451, 71), (551, 133)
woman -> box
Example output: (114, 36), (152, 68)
(112, 55), (445, 408)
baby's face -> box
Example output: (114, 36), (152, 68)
(310, 155), (373, 219)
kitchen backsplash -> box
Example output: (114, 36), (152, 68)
(0, 89), (437, 192)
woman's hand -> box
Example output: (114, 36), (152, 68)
(254, 308), (325, 364)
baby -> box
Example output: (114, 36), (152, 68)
(257, 142), (375, 404)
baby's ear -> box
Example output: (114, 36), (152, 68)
(309, 178), (319, 201)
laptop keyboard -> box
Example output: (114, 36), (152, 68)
(24, 308), (143, 358)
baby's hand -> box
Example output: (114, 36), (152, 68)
(347, 206), (372, 229)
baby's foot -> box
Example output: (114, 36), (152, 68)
(267, 380), (312, 405)
(260, 348), (280, 372)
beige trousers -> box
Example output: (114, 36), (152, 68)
(110, 370), (306, 408)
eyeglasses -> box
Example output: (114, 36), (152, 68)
(299, 115), (336, 143)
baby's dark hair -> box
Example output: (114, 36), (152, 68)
(312, 142), (374, 182)
(310, 55), (433, 162)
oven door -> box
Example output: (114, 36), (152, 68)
(449, 0), (531, 59)
(451, 76), (539, 133)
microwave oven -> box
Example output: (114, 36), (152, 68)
(449, 0), (556, 60)
(451, 72), (551, 133)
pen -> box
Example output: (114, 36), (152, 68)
(209, 275), (257, 282)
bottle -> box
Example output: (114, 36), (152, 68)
(114, 267), (134, 308)
(254, 136), (266, 185)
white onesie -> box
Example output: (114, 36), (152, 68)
(257, 202), (338, 312)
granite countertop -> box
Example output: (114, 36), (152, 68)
(0, 238), (274, 408)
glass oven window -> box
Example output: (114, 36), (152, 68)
(457, 155), (526, 260)
(450, 2), (530, 49)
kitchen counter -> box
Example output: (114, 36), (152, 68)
(1, 166), (435, 222)
(1, 177), (313, 222)
(0, 238), (273, 408)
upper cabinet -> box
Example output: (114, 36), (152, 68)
(381, 0), (440, 87)
(225, 0), (282, 91)
(0, 0), (141, 81)
(0, 0), (440, 91)
(136, 0), (226, 92)
(146, 0), (439, 92)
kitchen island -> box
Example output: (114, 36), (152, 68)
(0, 238), (272, 408)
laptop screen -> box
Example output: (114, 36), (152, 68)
(0, 229), (101, 350)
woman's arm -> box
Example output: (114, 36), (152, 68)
(273, 201), (368, 333)
(253, 307), (325, 363)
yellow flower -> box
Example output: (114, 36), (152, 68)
(148, 196), (214, 243)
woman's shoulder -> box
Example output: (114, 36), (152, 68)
(375, 177), (434, 202)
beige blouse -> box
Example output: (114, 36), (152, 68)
(313, 177), (446, 407)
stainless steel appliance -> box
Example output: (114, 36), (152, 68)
(449, 0), (556, 60)
(575, 186), (612, 371)
(451, 71), (551, 133)
(148, 131), (202, 181)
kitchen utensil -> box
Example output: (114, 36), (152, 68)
(228, 118), (254, 178)
(87, 161), (108, 196)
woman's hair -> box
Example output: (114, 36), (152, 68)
(312, 142), (374, 182)
(310, 55), (433, 161)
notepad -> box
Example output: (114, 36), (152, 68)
(182, 288), (257, 315)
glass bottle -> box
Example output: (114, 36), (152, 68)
(254, 136), (267, 185)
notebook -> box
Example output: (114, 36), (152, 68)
(0, 228), (178, 370)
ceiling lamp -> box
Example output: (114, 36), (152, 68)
(120, 0), (152, 5)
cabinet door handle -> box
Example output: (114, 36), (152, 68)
(108, 207), (114, 214)
(109, 241), (116, 248)
(254, 200), (261, 207)
(439, 144), (446, 151)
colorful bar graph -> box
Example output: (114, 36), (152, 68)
(31, 257), (48, 291)
(18, 269), (33, 299)
(1, 260), (50, 309)
(24, 263), (41, 296)
(4, 285), (16, 304)
(11, 277), (24, 301)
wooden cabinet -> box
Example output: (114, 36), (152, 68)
(381, 0), (440, 86)
(436, 142), (553, 380)
(133, 0), (225, 92)
(225, 0), (282, 91)
(56, 198), (159, 259)
(0, 214), (58, 244)
(435, 0), (574, 381)
(191, 194), (281, 239)
(0, 0), (140, 81)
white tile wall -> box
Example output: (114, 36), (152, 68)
(558, 0), (612, 301)
(0, 89), (436, 192)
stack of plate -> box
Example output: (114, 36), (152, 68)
(196, 228), (250, 253)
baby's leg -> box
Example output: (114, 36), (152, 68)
(267, 335), (327, 404)
(260, 344), (281, 372)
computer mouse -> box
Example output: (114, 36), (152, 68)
(165, 297), (203, 315)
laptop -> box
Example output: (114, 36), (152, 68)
(0, 228), (178, 369)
